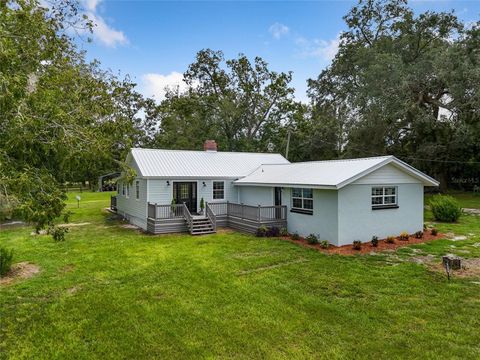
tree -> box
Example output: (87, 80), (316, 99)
(307, 0), (480, 189)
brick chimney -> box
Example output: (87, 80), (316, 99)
(203, 140), (218, 152)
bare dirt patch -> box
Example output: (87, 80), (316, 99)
(237, 258), (308, 276)
(282, 232), (445, 256)
(58, 222), (90, 228)
(428, 258), (480, 278)
(60, 264), (75, 273)
(0, 262), (40, 286)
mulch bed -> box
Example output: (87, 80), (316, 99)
(281, 232), (445, 256)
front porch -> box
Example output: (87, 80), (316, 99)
(145, 201), (287, 235)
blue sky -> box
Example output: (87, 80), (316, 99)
(77, 0), (480, 102)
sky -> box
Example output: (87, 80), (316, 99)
(75, 0), (480, 103)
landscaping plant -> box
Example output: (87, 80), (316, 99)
(49, 226), (69, 242)
(320, 240), (329, 249)
(399, 231), (409, 241)
(415, 231), (423, 239)
(280, 228), (289, 237)
(0, 247), (14, 277)
(291, 232), (300, 240)
(386, 236), (395, 244)
(352, 240), (362, 250)
(266, 226), (280, 237)
(255, 225), (268, 237)
(429, 195), (462, 222)
(200, 198), (205, 212)
(371, 236), (379, 247)
(431, 228), (438, 236)
(306, 234), (319, 245)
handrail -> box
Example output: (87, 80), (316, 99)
(183, 202), (193, 233)
(147, 203), (184, 219)
(205, 202), (216, 232)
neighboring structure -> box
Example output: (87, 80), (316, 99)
(98, 172), (121, 192)
(113, 140), (439, 245)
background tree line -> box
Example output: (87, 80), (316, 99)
(1, 0), (479, 232)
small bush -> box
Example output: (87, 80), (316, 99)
(49, 226), (69, 242)
(291, 232), (300, 240)
(320, 240), (329, 249)
(280, 228), (289, 236)
(385, 236), (395, 244)
(352, 240), (362, 250)
(266, 226), (280, 237)
(306, 233), (319, 245)
(0, 247), (14, 277)
(255, 225), (268, 237)
(371, 236), (379, 247)
(431, 228), (438, 236)
(399, 231), (409, 241)
(429, 195), (462, 222)
(415, 231), (423, 239)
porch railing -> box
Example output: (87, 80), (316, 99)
(147, 203), (185, 220)
(205, 203), (216, 232)
(183, 203), (193, 233)
(110, 195), (117, 211)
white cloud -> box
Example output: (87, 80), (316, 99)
(81, 0), (128, 48)
(269, 22), (290, 39)
(141, 72), (190, 101)
(295, 34), (341, 62)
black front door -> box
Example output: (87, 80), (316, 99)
(174, 182), (197, 213)
(274, 187), (282, 219)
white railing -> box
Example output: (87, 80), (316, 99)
(183, 203), (193, 233)
(205, 202), (216, 232)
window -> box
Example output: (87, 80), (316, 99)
(122, 183), (125, 196)
(135, 181), (140, 200)
(371, 186), (397, 209)
(126, 184), (130, 198)
(291, 188), (313, 214)
(213, 181), (225, 200)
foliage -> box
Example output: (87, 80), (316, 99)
(415, 231), (424, 239)
(399, 232), (409, 241)
(307, 0), (480, 189)
(386, 236), (395, 244)
(0, 247), (14, 277)
(255, 225), (268, 237)
(291, 232), (300, 240)
(431, 228), (438, 236)
(48, 226), (69, 242)
(320, 240), (330, 249)
(306, 234), (319, 245)
(200, 198), (205, 210)
(352, 240), (362, 250)
(429, 195), (462, 222)
(280, 228), (289, 236)
(371, 236), (379, 247)
(266, 226), (280, 237)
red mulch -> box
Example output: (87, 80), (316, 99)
(282, 232), (445, 256)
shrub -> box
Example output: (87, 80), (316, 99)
(280, 228), (289, 237)
(320, 240), (329, 249)
(431, 228), (438, 236)
(385, 236), (395, 244)
(306, 233), (319, 245)
(266, 226), (280, 237)
(49, 226), (69, 242)
(415, 231), (423, 239)
(0, 247), (14, 277)
(291, 232), (300, 240)
(429, 195), (462, 222)
(352, 240), (362, 250)
(399, 231), (409, 241)
(200, 198), (205, 211)
(371, 236), (379, 247)
(255, 225), (268, 237)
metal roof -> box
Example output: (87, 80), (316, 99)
(235, 156), (439, 188)
(128, 148), (290, 178)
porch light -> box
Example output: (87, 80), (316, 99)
(166, 181), (170, 186)
(202, 181), (206, 187)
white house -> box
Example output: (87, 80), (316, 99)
(114, 140), (439, 246)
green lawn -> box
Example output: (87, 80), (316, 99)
(1, 192), (480, 359)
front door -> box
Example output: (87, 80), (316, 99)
(274, 187), (282, 219)
(174, 182), (197, 213)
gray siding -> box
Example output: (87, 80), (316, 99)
(337, 183), (424, 245)
(116, 178), (148, 230)
(238, 186), (274, 206)
(281, 187), (338, 244)
(353, 163), (420, 184)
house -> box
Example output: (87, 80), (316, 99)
(114, 140), (439, 245)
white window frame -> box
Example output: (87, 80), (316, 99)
(135, 180), (140, 200)
(126, 184), (130, 198)
(122, 183), (125, 196)
(212, 181), (225, 200)
(291, 188), (313, 214)
(371, 186), (397, 209)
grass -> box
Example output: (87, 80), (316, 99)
(1, 192), (480, 359)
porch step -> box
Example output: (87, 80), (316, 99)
(190, 216), (216, 235)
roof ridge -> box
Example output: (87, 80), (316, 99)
(258, 155), (394, 166)
(131, 147), (284, 156)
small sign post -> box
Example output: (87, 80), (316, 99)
(76, 195), (81, 208)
